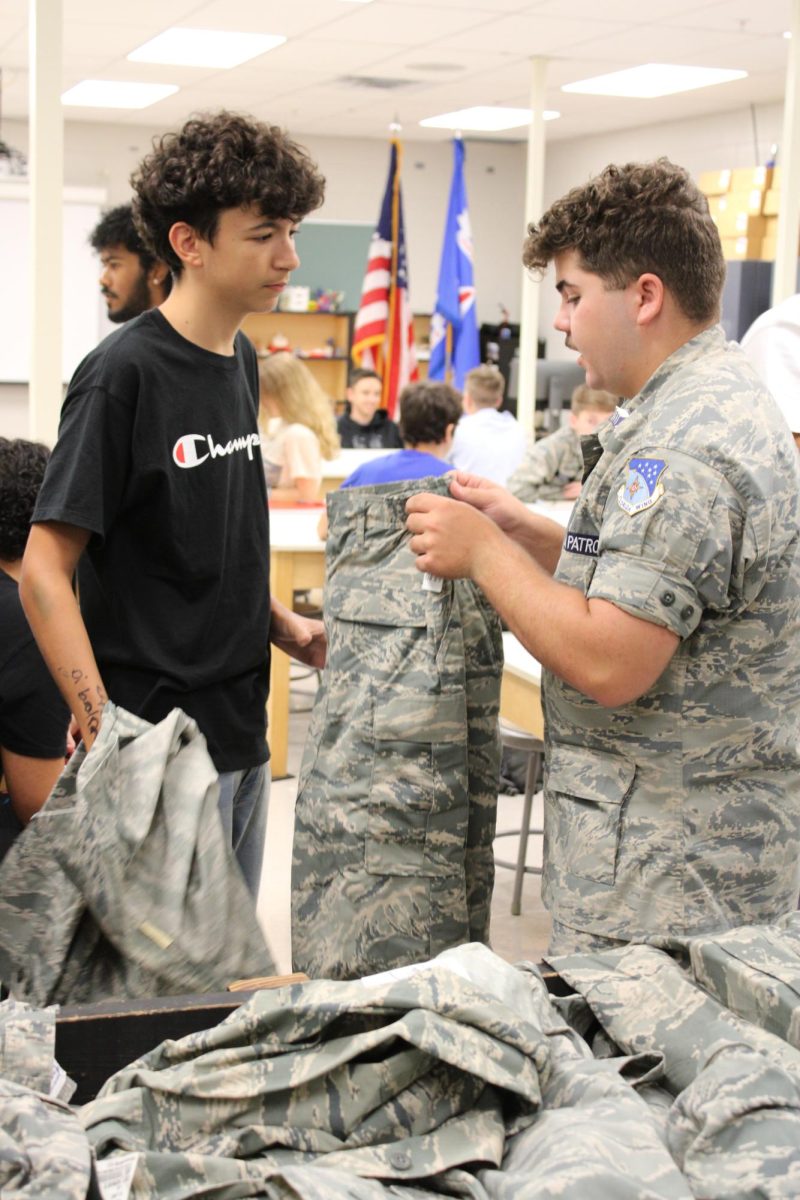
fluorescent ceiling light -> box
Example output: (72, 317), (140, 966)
(562, 64), (746, 99)
(61, 80), (179, 109)
(128, 28), (285, 69)
(420, 106), (559, 132)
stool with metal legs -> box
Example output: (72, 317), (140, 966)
(494, 723), (544, 916)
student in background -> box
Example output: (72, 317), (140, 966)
(317, 382), (460, 537)
(450, 364), (526, 486)
(21, 112), (326, 898)
(259, 352), (340, 504)
(337, 368), (403, 449)
(90, 203), (171, 323)
(508, 384), (617, 502)
(0, 439), (70, 844)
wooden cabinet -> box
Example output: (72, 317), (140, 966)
(240, 311), (434, 397)
(241, 311), (353, 400)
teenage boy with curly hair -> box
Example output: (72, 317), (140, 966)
(21, 112), (326, 896)
(405, 158), (800, 954)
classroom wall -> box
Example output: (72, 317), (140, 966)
(3, 116), (528, 324)
(537, 100), (785, 359)
(0, 98), (786, 435)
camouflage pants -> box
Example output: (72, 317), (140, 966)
(0, 702), (273, 1005)
(292, 477), (502, 979)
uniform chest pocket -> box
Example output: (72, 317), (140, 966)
(546, 745), (635, 885)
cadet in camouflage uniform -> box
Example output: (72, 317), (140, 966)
(292, 476), (502, 980)
(507, 384), (617, 503)
(406, 159), (800, 955)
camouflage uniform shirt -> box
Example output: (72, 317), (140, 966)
(542, 325), (800, 945)
(507, 423), (584, 503)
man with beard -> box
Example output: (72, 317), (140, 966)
(90, 204), (171, 323)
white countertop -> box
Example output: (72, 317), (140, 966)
(502, 631), (542, 683)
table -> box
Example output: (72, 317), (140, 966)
(500, 632), (544, 739)
(268, 508), (327, 777)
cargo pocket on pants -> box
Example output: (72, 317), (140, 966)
(546, 744), (635, 885)
(366, 690), (468, 878)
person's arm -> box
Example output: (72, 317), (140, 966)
(405, 492), (678, 707)
(270, 597), (327, 669)
(19, 522), (108, 749)
(507, 435), (561, 502)
(273, 426), (323, 504)
(0, 748), (65, 824)
(446, 472), (565, 574)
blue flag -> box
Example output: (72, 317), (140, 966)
(428, 137), (480, 390)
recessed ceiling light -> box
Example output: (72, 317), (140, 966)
(128, 28), (285, 69)
(420, 106), (560, 132)
(61, 80), (179, 109)
(784, 30), (792, 39)
(562, 64), (746, 99)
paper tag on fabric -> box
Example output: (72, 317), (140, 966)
(49, 1059), (76, 1103)
(421, 572), (444, 593)
(96, 1153), (139, 1200)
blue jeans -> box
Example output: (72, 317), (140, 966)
(217, 764), (269, 898)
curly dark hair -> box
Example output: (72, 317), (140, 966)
(131, 111), (325, 275)
(398, 382), (462, 447)
(523, 159), (725, 323)
(0, 438), (50, 561)
(90, 204), (154, 264)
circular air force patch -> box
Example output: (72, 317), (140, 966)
(617, 457), (668, 516)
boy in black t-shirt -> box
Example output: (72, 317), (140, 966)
(21, 112), (326, 896)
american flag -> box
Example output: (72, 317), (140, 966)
(351, 138), (418, 419)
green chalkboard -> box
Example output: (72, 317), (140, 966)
(291, 221), (373, 311)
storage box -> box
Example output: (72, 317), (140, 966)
(763, 188), (781, 216)
(698, 168), (731, 196)
(720, 235), (763, 261)
(715, 211), (768, 239)
(718, 188), (765, 216)
(730, 165), (773, 192)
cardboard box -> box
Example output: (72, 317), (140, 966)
(720, 235), (763, 260)
(714, 211), (768, 239)
(719, 188), (765, 216)
(761, 237), (777, 260)
(763, 188), (781, 216)
(730, 165), (773, 192)
(698, 168), (731, 196)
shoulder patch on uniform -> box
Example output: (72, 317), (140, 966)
(617, 457), (667, 516)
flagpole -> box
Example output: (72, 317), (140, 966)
(518, 56), (548, 440)
(383, 123), (402, 411)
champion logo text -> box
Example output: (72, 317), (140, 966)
(172, 431), (261, 469)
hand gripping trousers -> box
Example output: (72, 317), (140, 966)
(292, 476), (503, 979)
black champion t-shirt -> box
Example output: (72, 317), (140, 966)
(33, 310), (271, 772)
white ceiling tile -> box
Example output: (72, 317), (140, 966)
(444, 14), (632, 56)
(310, 2), (495, 46)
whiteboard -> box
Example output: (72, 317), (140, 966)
(292, 220), (373, 312)
(0, 183), (108, 383)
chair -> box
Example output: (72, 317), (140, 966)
(494, 723), (544, 916)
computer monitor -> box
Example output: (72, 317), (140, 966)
(534, 360), (586, 433)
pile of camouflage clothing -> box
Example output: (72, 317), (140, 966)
(2, 928), (800, 1199)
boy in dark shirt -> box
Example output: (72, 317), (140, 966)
(21, 112), (326, 896)
(336, 368), (403, 449)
